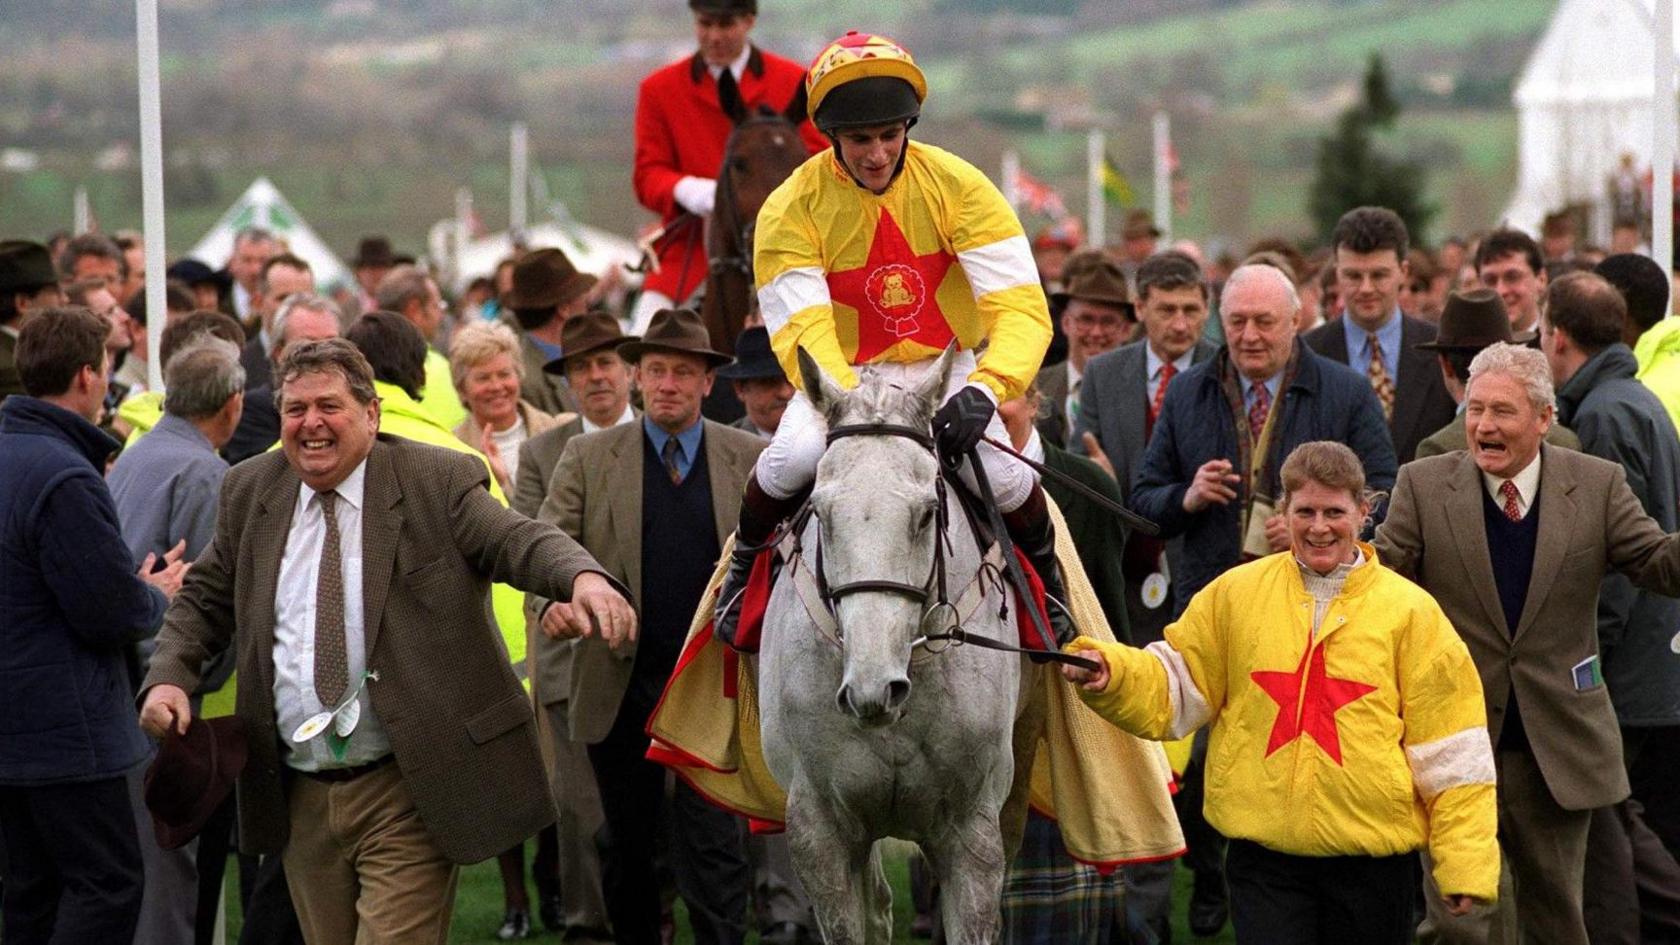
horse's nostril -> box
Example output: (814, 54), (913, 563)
(836, 685), (855, 716)
(885, 678), (911, 710)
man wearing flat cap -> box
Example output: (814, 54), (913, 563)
(534, 307), (763, 944)
(1034, 256), (1135, 448)
(505, 247), (593, 417)
(0, 240), (68, 402)
(629, 0), (825, 332)
(719, 325), (794, 440)
(510, 308), (640, 944)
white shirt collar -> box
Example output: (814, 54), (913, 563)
(1065, 360), (1083, 390)
(1481, 449), (1542, 518)
(297, 457), (368, 512)
(706, 46), (751, 82)
(1145, 344), (1195, 383)
(1022, 426), (1046, 465)
(582, 403), (635, 434)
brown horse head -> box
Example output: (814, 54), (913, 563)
(702, 95), (812, 354)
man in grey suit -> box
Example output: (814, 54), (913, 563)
(1034, 257), (1134, 448)
(534, 308), (764, 945)
(1072, 248), (1216, 940)
(1303, 206), (1456, 464)
(140, 338), (635, 944)
(512, 307), (637, 942)
(1375, 342), (1680, 945)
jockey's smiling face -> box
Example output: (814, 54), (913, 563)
(836, 122), (907, 195)
(694, 12), (754, 69)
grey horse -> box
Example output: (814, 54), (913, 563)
(757, 346), (1036, 944)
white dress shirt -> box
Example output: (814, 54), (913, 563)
(1481, 450), (1542, 520)
(581, 403), (636, 434)
(1144, 345), (1196, 393)
(272, 459), (392, 770)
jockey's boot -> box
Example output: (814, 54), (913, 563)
(715, 477), (803, 650)
(1002, 485), (1077, 649)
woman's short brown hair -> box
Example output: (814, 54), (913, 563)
(1279, 441), (1369, 508)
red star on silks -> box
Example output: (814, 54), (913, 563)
(825, 208), (957, 362)
(1250, 643), (1376, 766)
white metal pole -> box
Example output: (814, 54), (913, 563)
(510, 122), (529, 235)
(73, 186), (91, 235)
(1655, 0), (1675, 316)
(1086, 129), (1105, 249)
(137, 0), (167, 393)
(1152, 110), (1173, 246)
(1000, 149), (1020, 212)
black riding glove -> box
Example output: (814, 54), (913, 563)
(932, 384), (996, 459)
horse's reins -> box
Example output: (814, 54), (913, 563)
(815, 423), (1102, 673)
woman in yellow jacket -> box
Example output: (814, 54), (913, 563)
(1063, 441), (1498, 945)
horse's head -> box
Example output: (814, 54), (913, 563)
(796, 344), (959, 726)
(722, 107), (810, 227)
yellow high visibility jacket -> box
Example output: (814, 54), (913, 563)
(1068, 544), (1498, 901)
(754, 140), (1050, 403)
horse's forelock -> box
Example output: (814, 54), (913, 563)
(832, 373), (933, 430)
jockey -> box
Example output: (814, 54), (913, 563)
(629, 0), (825, 332)
(714, 31), (1072, 650)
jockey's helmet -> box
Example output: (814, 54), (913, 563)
(806, 32), (927, 133)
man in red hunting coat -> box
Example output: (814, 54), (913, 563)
(630, 0), (825, 333)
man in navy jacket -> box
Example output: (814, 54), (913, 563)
(1132, 263), (1398, 614)
(0, 306), (186, 943)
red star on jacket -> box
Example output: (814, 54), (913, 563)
(825, 208), (956, 362)
(1250, 642), (1376, 766)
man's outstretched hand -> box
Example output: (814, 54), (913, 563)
(544, 571), (638, 651)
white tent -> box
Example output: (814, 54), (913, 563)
(435, 217), (642, 295)
(1505, 0), (1678, 242)
(186, 177), (352, 290)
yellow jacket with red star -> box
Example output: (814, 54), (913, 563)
(754, 140), (1050, 402)
(1067, 544), (1498, 901)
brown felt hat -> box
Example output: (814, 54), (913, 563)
(143, 716), (249, 851)
(617, 308), (732, 367)
(1051, 258), (1132, 312)
(505, 248), (598, 312)
(543, 310), (637, 375)
(1415, 288), (1534, 351)
(351, 236), (396, 269)
(1121, 209), (1161, 240)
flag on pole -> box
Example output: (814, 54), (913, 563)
(1100, 154), (1135, 206)
(1165, 138), (1189, 214)
(1006, 163), (1069, 219)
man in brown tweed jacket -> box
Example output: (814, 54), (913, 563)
(139, 338), (634, 945)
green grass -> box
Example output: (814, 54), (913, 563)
(218, 842), (1237, 944)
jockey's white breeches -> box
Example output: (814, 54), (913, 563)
(628, 290), (674, 335)
(753, 350), (1037, 513)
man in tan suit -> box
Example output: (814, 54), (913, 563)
(139, 338), (635, 944)
(1375, 342), (1680, 945)
(511, 308), (638, 943)
(533, 308), (764, 945)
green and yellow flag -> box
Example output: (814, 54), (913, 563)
(1100, 154), (1135, 206)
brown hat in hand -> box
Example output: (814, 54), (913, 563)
(505, 248), (599, 311)
(1051, 257), (1132, 311)
(617, 308), (732, 367)
(543, 310), (637, 375)
(1416, 288), (1533, 351)
(143, 716), (249, 851)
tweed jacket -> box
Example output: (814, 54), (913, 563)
(143, 435), (615, 863)
(534, 418), (764, 744)
(1303, 314), (1458, 466)
(1373, 445), (1680, 810)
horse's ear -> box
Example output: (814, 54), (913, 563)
(782, 83), (809, 126)
(797, 346), (845, 417)
(910, 342), (960, 416)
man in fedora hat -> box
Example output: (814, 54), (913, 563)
(629, 0), (824, 332)
(535, 307), (762, 945)
(1034, 256), (1135, 448)
(1303, 206), (1457, 465)
(718, 325), (793, 440)
(1119, 209), (1161, 269)
(509, 308), (638, 944)
(351, 235), (397, 315)
(0, 240), (66, 402)
(1414, 289), (1581, 460)
(506, 247), (596, 418)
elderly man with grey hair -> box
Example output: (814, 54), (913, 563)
(225, 292), (342, 464)
(1128, 263), (1397, 936)
(106, 333), (245, 945)
(1376, 341), (1680, 945)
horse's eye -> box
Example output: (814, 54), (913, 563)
(917, 506), (935, 531)
(731, 157), (750, 174)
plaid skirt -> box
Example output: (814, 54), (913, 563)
(1001, 810), (1125, 945)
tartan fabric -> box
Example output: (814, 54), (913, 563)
(1000, 810), (1124, 945)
